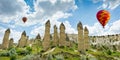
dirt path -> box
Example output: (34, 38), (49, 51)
(43, 48), (55, 55)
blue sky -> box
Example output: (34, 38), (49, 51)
(0, 0), (120, 43)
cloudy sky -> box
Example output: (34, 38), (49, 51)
(0, 0), (120, 43)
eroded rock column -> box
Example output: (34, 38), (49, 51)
(53, 25), (59, 46)
(59, 23), (66, 47)
(9, 38), (14, 48)
(42, 20), (51, 51)
(84, 27), (89, 51)
(18, 31), (27, 47)
(77, 22), (84, 52)
(34, 33), (41, 46)
(2, 28), (10, 49)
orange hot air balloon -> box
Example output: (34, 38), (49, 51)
(22, 17), (27, 23)
(96, 10), (110, 28)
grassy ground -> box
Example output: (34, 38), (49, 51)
(0, 44), (120, 60)
(0, 55), (24, 60)
(0, 57), (10, 60)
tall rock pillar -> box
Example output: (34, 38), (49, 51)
(18, 31), (27, 47)
(34, 33), (41, 46)
(42, 20), (51, 51)
(59, 23), (66, 47)
(9, 38), (14, 48)
(84, 27), (89, 51)
(2, 28), (10, 49)
(53, 25), (59, 46)
(77, 22), (84, 52)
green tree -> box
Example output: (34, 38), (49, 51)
(9, 48), (17, 60)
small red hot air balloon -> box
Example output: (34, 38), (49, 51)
(22, 17), (27, 23)
(96, 10), (110, 28)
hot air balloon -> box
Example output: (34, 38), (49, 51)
(22, 17), (27, 23)
(96, 10), (110, 28)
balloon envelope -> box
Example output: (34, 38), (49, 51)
(22, 17), (27, 23)
(96, 10), (110, 28)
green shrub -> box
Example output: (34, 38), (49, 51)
(55, 54), (64, 60)
(26, 46), (32, 52)
(19, 55), (34, 60)
(51, 46), (55, 48)
(9, 48), (17, 60)
(0, 52), (9, 56)
(17, 50), (30, 55)
(102, 45), (108, 50)
(69, 47), (74, 51)
(59, 46), (65, 49)
(40, 50), (45, 53)
(10, 55), (16, 60)
(91, 44), (96, 49)
(47, 54), (53, 60)
(113, 45), (117, 51)
(9, 48), (17, 56)
(106, 50), (112, 55)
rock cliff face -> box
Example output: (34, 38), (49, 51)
(90, 34), (120, 51)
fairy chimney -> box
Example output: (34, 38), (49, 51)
(59, 23), (66, 46)
(2, 28), (10, 49)
(84, 26), (89, 51)
(36, 33), (41, 39)
(18, 31), (27, 47)
(9, 38), (14, 48)
(34, 33), (41, 46)
(77, 22), (84, 52)
(53, 25), (59, 46)
(42, 20), (51, 51)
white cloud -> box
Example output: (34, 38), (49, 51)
(10, 29), (21, 43)
(30, 0), (77, 37)
(14, 0), (77, 27)
(107, 0), (120, 10)
(95, 0), (120, 10)
(85, 19), (120, 36)
(35, 0), (76, 19)
(30, 25), (45, 37)
(109, 19), (120, 33)
(64, 21), (77, 34)
(0, 0), (28, 23)
(0, 27), (6, 44)
(49, 11), (72, 27)
(49, 0), (57, 5)
(30, 11), (74, 37)
(0, 0), (22, 16)
(92, 0), (102, 3)
(51, 11), (72, 20)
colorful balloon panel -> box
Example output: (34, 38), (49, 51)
(22, 17), (27, 23)
(96, 10), (110, 28)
